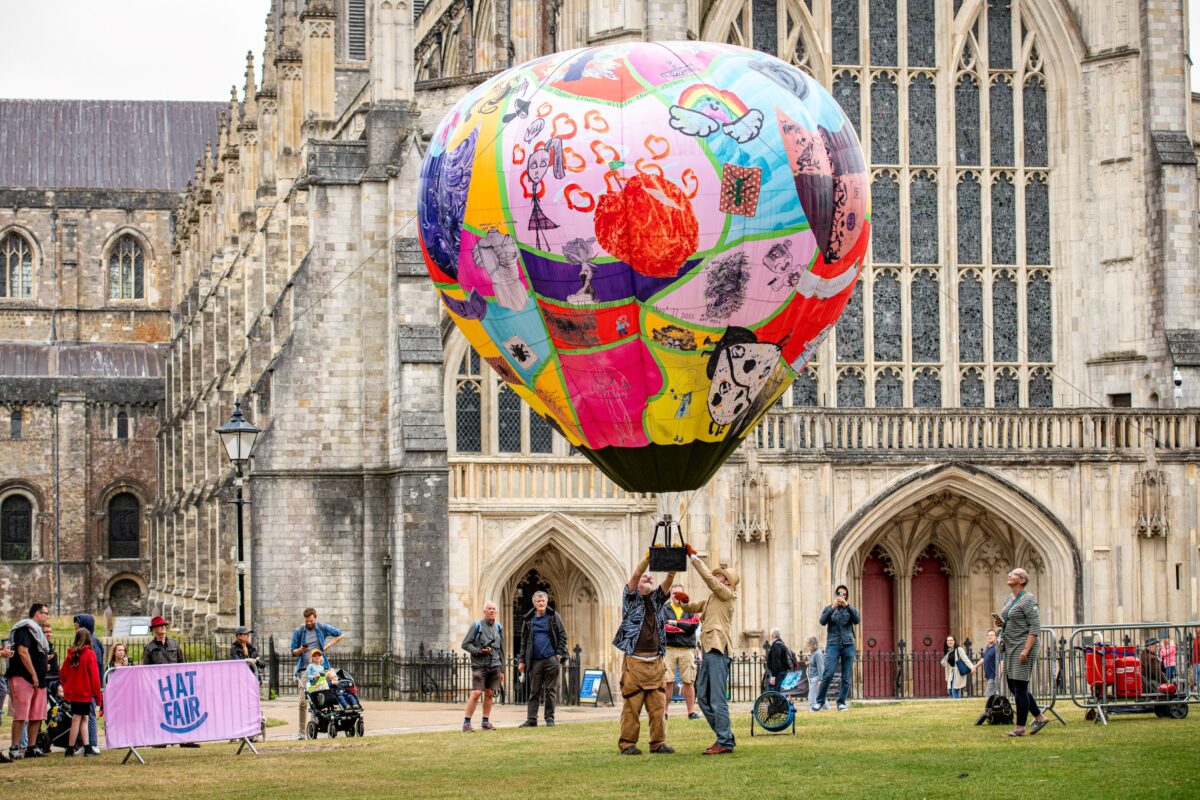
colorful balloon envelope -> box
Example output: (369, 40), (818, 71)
(420, 41), (870, 493)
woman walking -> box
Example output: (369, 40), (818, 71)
(997, 568), (1048, 736)
(58, 629), (103, 756)
(941, 635), (973, 698)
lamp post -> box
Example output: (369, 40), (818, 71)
(216, 400), (260, 627)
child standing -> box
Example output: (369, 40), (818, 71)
(805, 636), (827, 711)
(58, 629), (103, 756)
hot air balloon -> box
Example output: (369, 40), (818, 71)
(420, 41), (869, 495)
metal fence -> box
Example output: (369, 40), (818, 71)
(45, 635), (229, 672)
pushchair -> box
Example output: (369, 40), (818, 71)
(304, 668), (365, 739)
(35, 692), (73, 752)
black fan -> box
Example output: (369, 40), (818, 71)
(751, 690), (796, 735)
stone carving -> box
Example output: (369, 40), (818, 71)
(734, 445), (771, 543)
(1133, 468), (1169, 538)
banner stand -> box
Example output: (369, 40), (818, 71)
(235, 736), (259, 755)
(119, 737), (259, 766)
(121, 748), (145, 765)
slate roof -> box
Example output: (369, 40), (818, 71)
(0, 342), (167, 378)
(0, 99), (225, 191)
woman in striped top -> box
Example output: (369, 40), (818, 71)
(998, 568), (1049, 736)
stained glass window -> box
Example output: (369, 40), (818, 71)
(1, 233), (34, 298)
(455, 382), (482, 453)
(911, 270), (940, 362)
(960, 368), (984, 407)
(873, 270), (902, 362)
(988, 0), (1012, 69)
(870, 0), (897, 66)
(752, 0), (778, 55)
(529, 411), (554, 453)
(1024, 76), (1048, 167)
(994, 367), (1019, 407)
(907, 0), (936, 68)
(1028, 367), (1053, 408)
(955, 75), (980, 165)
(991, 173), (1016, 264)
(958, 271), (984, 362)
(992, 271), (1018, 362)
(1027, 271), (1053, 362)
(871, 73), (899, 164)
(108, 235), (145, 300)
(498, 385), (522, 452)
(837, 282), (865, 361)
(832, 0), (860, 64)
(875, 368), (904, 407)
(872, 172), (900, 262)
(957, 173), (982, 263)
(792, 368), (819, 406)
(837, 368), (866, 407)
(833, 70), (861, 133)
(990, 76), (1014, 166)
(909, 74), (937, 165)
(913, 367), (942, 407)
(910, 171), (939, 263)
(1025, 174), (1050, 264)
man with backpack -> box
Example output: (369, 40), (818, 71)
(765, 629), (793, 690)
(461, 601), (504, 732)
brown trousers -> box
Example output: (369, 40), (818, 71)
(618, 655), (667, 751)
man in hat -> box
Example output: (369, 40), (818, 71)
(1140, 638), (1165, 691)
(230, 626), (264, 674)
(142, 616), (199, 748)
(681, 546), (739, 755)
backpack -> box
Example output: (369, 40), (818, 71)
(787, 647), (801, 672)
(472, 621), (502, 654)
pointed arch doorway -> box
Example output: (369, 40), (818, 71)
(501, 543), (600, 674)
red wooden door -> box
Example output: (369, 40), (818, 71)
(860, 552), (895, 697)
(910, 550), (950, 697)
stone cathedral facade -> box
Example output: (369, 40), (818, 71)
(132, 0), (1199, 681)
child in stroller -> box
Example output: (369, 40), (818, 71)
(36, 684), (72, 752)
(303, 650), (365, 738)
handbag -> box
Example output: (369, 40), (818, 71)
(956, 649), (971, 677)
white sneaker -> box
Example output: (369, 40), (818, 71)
(837, 703), (847, 711)
(809, 704), (821, 712)
(295, 732), (306, 740)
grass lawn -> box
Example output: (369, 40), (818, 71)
(4, 701), (1198, 798)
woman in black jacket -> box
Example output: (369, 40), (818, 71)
(811, 584), (860, 712)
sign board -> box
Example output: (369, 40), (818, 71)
(112, 616), (153, 638)
(578, 668), (614, 706)
(105, 660), (262, 748)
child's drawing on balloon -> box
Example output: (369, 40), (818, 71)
(471, 228), (527, 310)
(705, 327), (782, 434)
(703, 252), (751, 321)
(563, 237), (598, 304)
(418, 129), (477, 280)
(526, 137), (565, 251)
(669, 85), (764, 145)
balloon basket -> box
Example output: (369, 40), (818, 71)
(649, 515), (689, 572)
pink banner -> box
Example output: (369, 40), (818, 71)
(104, 660), (262, 748)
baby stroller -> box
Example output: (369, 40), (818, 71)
(35, 691), (73, 752)
(305, 668), (365, 739)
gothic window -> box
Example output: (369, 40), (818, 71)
(913, 367), (942, 407)
(108, 492), (140, 559)
(958, 271), (984, 362)
(1, 495), (32, 561)
(831, 0), (859, 64)
(1025, 174), (1050, 264)
(1, 232), (33, 298)
(955, 75), (980, 165)
(1024, 76), (1048, 167)
(837, 368), (866, 407)
(994, 367), (1019, 407)
(992, 270), (1018, 362)
(529, 412), (554, 454)
(10, 410), (21, 439)
(870, 0), (897, 66)
(908, 74), (937, 166)
(347, 0), (367, 60)
(957, 173), (982, 263)
(991, 173), (1016, 264)
(1027, 271), (1053, 362)
(455, 383), (482, 452)
(833, 70), (861, 133)
(911, 270), (940, 362)
(1028, 367), (1053, 408)
(988, 0), (1012, 69)
(910, 171), (939, 263)
(791, 368), (819, 406)
(497, 385), (522, 453)
(960, 368), (984, 407)
(874, 367), (903, 407)
(873, 270), (902, 362)
(752, 0), (779, 55)
(116, 410), (129, 440)
(871, 172), (900, 262)
(871, 73), (899, 163)
(907, 0), (936, 68)
(989, 76), (1014, 166)
(837, 282), (864, 361)
(108, 235), (145, 300)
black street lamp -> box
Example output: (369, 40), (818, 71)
(216, 400), (260, 627)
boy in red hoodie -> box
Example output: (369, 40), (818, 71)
(58, 629), (103, 756)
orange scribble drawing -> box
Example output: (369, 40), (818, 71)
(537, 102), (553, 117)
(635, 158), (665, 178)
(551, 113), (578, 140)
(519, 170), (546, 199)
(644, 135), (670, 159)
(584, 110), (610, 132)
(512, 143), (526, 165)
(565, 184), (596, 212)
(603, 170), (626, 194)
(590, 140), (621, 165)
(681, 168), (700, 199)
(562, 147), (586, 173)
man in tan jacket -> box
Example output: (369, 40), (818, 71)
(681, 545), (739, 755)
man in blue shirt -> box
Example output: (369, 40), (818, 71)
(518, 591), (568, 727)
(971, 629), (1001, 697)
(290, 607), (343, 740)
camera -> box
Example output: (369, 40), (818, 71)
(1173, 367), (1182, 387)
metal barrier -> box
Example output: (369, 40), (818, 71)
(1062, 622), (1199, 725)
